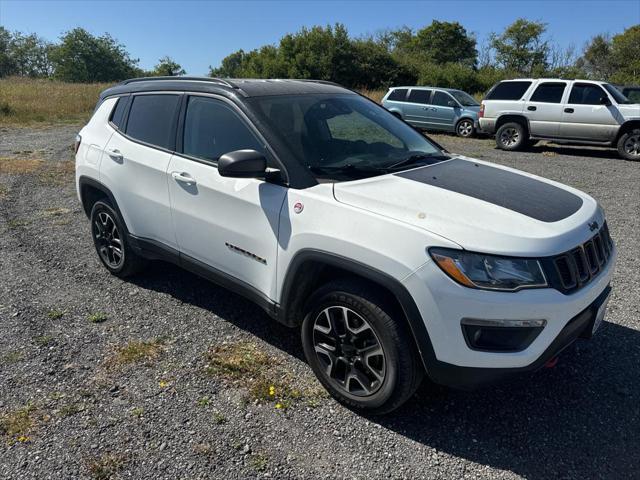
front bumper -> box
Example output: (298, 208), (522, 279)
(425, 285), (611, 389)
(402, 246), (616, 388)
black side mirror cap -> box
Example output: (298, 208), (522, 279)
(447, 100), (458, 107)
(218, 149), (267, 178)
(600, 96), (612, 106)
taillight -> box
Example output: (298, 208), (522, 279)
(479, 103), (485, 118)
(74, 134), (82, 154)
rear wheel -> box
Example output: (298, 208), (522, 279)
(90, 200), (146, 277)
(617, 128), (640, 161)
(455, 119), (475, 138)
(301, 279), (423, 414)
(496, 122), (527, 151)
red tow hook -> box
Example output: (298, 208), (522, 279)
(545, 356), (559, 368)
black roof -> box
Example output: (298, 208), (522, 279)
(99, 77), (352, 102)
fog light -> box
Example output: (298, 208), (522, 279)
(461, 318), (546, 352)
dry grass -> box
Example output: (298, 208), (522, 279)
(0, 157), (44, 174)
(0, 77), (112, 126)
(87, 453), (127, 480)
(0, 404), (36, 443)
(358, 88), (386, 103)
(204, 341), (327, 408)
(106, 338), (165, 368)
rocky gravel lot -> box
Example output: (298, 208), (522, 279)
(0, 124), (638, 479)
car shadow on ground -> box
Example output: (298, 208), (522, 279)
(528, 143), (622, 160)
(130, 262), (639, 479)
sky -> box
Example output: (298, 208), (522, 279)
(1, 0), (638, 75)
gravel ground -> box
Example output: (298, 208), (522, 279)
(0, 124), (638, 479)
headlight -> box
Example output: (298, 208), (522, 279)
(429, 248), (547, 291)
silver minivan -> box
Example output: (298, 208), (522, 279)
(382, 86), (480, 137)
(479, 79), (640, 160)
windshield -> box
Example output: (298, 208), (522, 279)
(603, 83), (633, 104)
(247, 94), (445, 181)
(449, 90), (479, 106)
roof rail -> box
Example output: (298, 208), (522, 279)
(120, 76), (240, 89)
(294, 79), (343, 87)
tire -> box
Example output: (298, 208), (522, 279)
(496, 122), (527, 151)
(90, 200), (146, 277)
(455, 118), (475, 138)
(301, 279), (423, 415)
(617, 128), (640, 161)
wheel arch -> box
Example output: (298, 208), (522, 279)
(78, 176), (127, 231)
(495, 114), (530, 135)
(615, 120), (640, 142)
(278, 249), (437, 375)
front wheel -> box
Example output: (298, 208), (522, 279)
(456, 119), (475, 138)
(617, 128), (640, 161)
(496, 122), (527, 151)
(301, 279), (423, 414)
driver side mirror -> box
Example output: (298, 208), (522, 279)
(218, 149), (267, 178)
(599, 96), (612, 106)
(447, 100), (458, 108)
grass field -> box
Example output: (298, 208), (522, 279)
(0, 78), (113, 126)
(0, 79), (389, 127)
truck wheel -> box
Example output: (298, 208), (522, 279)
(456, 119), (475, 138)
(496, 122), (527, 151)
(617, 128), (640, 161)
(301, 279), (423, 415)
(90, 200), (146, 277)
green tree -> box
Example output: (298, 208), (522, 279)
(411, 21), (477, 66)
(0, 27), (16, 77)
(8, 31), (53, 77)
(151, 56), (185, 76)
(490, 19), (549, 75)
(577, 35), (614, 80)
(50, 28), (139, 82)
(609, 25), (640, 84)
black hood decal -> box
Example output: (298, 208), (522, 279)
(395, 159), (583, 222)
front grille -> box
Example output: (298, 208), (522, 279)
(547, 222), (614, 293)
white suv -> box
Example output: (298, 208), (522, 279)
(479, 78), (640, 160)
(76, 77), (616, 413)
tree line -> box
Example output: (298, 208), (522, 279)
(1, 21), (638, 93)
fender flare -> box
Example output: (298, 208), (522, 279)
(78, 176), (127, 230)
(278, 249), (438, 375)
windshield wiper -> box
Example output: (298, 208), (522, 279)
(385, 153), (450, 170)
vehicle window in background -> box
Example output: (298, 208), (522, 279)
(485, 81), (532, 100)
(529, 82), (566, 103)
(183, 96), (263, 161)
(407, 89), (432, 104)
(603, 83), (633, 104)
(387, 89), (408, 102)
(432, 91), (454, 107)
(109, 96), (129, 130)
(450, 90), (479, 106)
(623, 88), (640, 103)
(568, 83), (608, 105)
(125, 94), (180, 149)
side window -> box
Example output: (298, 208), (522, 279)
(183, 96), (263, 161)
(109, 96), (129, 130)
(485, 81), (532, 100)
(432, 91), (454, 107)
(529, 82), (566, 103)
(125, 94), (180, 150)
(568, 84), (607, 105)
(407, 89), (432, 104)
(387, 89), (408, 102)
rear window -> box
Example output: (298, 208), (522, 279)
(529, 82), (566, 103)
(387, 89), (408, 102)
(125, 94), (181, 150)
(407, 89), (432, 104)
(109, 96), (129, 130)
(486, 81), (532, 100)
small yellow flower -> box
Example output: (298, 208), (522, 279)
(275, 403), (283, 409)
(159, 380), (168, 388)
(269, 386), (275, 396)
(17, 436), (30, 443)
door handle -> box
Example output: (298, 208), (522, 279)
(564, 108), (574, 113)
(107, 148), (123, 161)
(527, 106), (537, 111)
(171, 171), (196, 184)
